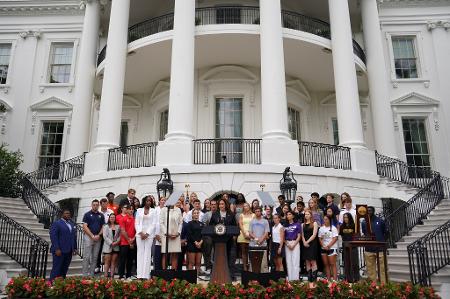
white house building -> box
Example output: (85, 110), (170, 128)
(0, 0), (450, 288)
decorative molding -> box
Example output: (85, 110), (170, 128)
(427, 20), (450, 31)
(0, 85), (10, 94)
(320, 93), (369, 107)
(150, 80), (170, 103)
(67, 111), (73, 134)
(0, 112), (7, 135)
(80, 0), (108, 10)
(30, 96), (73, 111)
(390, 92), (440, 107)
(31, 112), (38, 135)
(433, 107), (440, 131)
(286, 79), (311, 103)
(380, 0), (450, 8)
(0, 3), (84, 16)
(392, 107), (399, 131)
(19, 29), (42, 39)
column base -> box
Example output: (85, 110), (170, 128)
(261, 138), (299, 165)
(84, 149), (109, 175)
(350, 148), (377, 175)
(156, 139), (193, 166)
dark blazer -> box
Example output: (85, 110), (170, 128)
(209, 210), (237, 227)
(50, 219), (77, 254)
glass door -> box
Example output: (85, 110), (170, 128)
(215, 98), (243, 163)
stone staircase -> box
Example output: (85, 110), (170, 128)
(388, 198), (450, 292)
(0, 197), (83, 288)
(42, 177), (82, 205)
(379, 177), (420, 202)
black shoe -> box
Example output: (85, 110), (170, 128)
(312, 270), (319, 281)
(307, 270), (313, 282)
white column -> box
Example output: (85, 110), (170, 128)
(428, 21), (450, 175)
(260, 0), (290, 140)
(361, 0), (397, 157)
(259, 0), (299, 165)
(94, 0), (130, 150)
(156, 0), (196, 166)
(67, 0), (101, 157)
(328, 0), (365, 149)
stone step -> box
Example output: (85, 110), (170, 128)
(0, 205), (34, 213)
(4, 212), (37, 220)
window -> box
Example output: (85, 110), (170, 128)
(216, 6), (241, 24)
(159, 110), (169, 141)
(38, 122), (65, 169)
(288, 107), (301, 141)
(216, 97), (243, 163)
(48, 43), (74, 83)
(0, 44), (11, 84)
(392, 36), (418, 79)
(332, 118), (339, 145)
(402, 118), (430, 170)
(120, 121), (128, 148)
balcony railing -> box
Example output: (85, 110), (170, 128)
(194, 138), (261, 165)
(97, 6), (366, 66)
(299, 141), (351, 170)
(0, 211), (49, 278)
(408, 220), (450, 286)
(108, 142), (158, 171)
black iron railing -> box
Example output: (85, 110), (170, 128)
(21, 178), (85, 258)
(384, 175), (445, 248)
(299, 141), (351, 170)
(375, 151), (450, 194)
(0, 211), (49, 278)
(408, 220), (450, 286)
(194, 138), (261, 164)
(97, 6), (366, 65)
(25, 154), (85, 191)
(108, 142), (158, 171)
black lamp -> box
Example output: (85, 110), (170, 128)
(280, 167), (297, 205)
(157, 168), (173, 200)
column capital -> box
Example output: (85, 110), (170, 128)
(427, 20), (450, 31)
(79, 0), (107, 10)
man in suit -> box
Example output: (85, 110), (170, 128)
(119, 188), (136, 208)
(49, 209), (77, 281)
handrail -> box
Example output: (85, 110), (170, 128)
(193, 138), (261, 165)
(97, 6), (366, 65)
(0, 211), (49, 278)
(108, 142), (158, 171)
(383, 174), (445, 248)
(21, 177), (84, 258)
(408, 220), (450, 286)
(299, 141), (351, 170)
(25, 154), (85, 191)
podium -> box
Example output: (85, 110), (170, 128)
(202, 225), (240, 284)
(343, 240), (388, 282)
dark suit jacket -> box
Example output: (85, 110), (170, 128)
(209, 210), (237, 227)
(50, 219), (77, 254)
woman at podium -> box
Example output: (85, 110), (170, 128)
(209, 198), (237, 277)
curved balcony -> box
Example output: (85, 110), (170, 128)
(97, 6), (366, 66)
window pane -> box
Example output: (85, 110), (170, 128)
(159, 110), (169, 141)
(332, 118), (339, 145)
(402, 118), (430, 169)
(216, 98), (243, 163)
(0, 44), (11, 84)
(48, 43), (73, 83)
(392, 36), (418, 79)
(39, 121), (65, 174)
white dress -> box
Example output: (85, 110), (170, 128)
(159, 207), (183, 253)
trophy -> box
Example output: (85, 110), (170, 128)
(353, 204), (375, 241)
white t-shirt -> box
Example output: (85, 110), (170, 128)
(100, 208), (114, 224)
(318, 225), (339, 249)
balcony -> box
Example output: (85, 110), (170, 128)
(193, 138), (262, 165)
(97, 6), (366, 66)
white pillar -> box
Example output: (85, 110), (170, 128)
(328, 0), (365, 149)
(361, 0), (397, 157)
(156, 0), (196, 166)
(94, 0), (130, 150)
(428, 21), (450, 175)
(67, 0), (100, 158)
(259, 0), (299, 165)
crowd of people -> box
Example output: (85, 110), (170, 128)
(48, 189), (387, 284)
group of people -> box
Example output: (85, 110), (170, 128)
(48, 189), (387, 284)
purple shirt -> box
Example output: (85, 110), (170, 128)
(284, 222), (302, 241)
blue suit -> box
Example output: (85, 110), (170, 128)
(49, 219), (77, 280)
